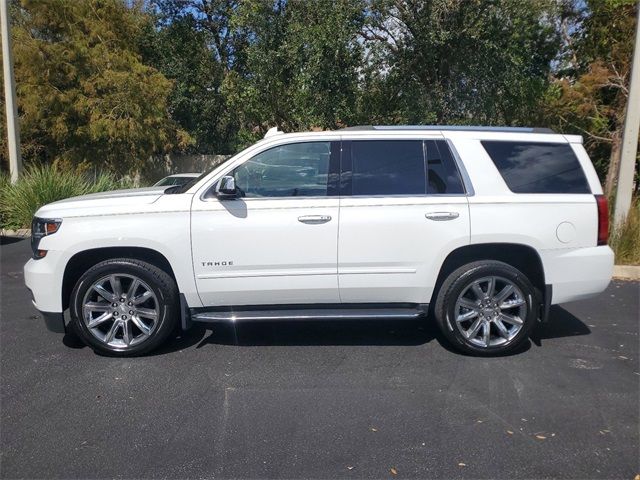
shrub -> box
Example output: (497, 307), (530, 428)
(610, 198), (640, 265)
(0, 165), (133, 230)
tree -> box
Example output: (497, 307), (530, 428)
(145, 0), (249, 152)
(1, 0), (189, 174)
(223, 0), (366, 140)
(544, 0), (638, 192)
(358, 0), (560, 126)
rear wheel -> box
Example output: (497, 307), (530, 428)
(70, 258), (178, 356)
(434, 261), (538, 356)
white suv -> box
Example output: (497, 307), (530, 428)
(24, 126), (614, 356)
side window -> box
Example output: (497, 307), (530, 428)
(425, 140), (465, 194)
(481, 141), (591, 194)
(233, 142), (332, 198)
(350, 140), (425, 195)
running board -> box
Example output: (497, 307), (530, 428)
(191, 307), (427, 324)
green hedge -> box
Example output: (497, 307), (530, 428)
(610, 198), (640, 266)
(0, 165), (132, 230)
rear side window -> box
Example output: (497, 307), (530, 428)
(481, 141), (590, 194)
(350, 140), (425, 195)
(347, 139), (465, 196)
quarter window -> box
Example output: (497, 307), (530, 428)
(425, 140), (465, 194)
(481, 141), (590, 194)
(233, 142), (332, 198)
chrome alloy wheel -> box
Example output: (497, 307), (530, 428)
(454, 276), (527, 348)
(82, 274), (159, 348)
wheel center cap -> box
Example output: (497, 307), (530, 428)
(482, 307), (495, 317)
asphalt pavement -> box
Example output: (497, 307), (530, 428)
(1, 237), (638, 479)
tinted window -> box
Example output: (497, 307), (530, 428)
(425, 140), (465, 194)
(482, 141), (590, 194)
(233, 142), (331, 197)
(351, 140), (425, 195)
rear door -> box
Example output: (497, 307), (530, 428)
(337, 138), (471, 304)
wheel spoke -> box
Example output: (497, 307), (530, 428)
(494, 319), (511, 339)
(482, 321), (491, 346)
(493, 284), (514, 304)
(500, 297), (526, 309)
(486, 277), (496, 298)
(93, 284), (115, 302)
(498, 313), (523, 326)
(84, 302), (111, 312)
(126, 279), (140, 300)
(104, 320), (120, 343)
(132, 291), (152, 305)
(131, 315), (152, 335)
(136, 307), (157, 320)
(87, 312), (113, 329)
(465, 318), (483, 339)
(458, 298), (479, 310)
(471, 282), (485, 299)
(110, 275), (123, 298)
(457, 309), (479, 323)
(122, 321), (133, 346)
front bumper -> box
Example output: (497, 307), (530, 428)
(24, 250), (67, 328)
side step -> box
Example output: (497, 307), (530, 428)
(191, 307), (427, 324)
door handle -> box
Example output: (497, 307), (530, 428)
(298, 215), (332, 225)
(425, 212), (460, 221)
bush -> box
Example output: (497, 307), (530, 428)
(0, 165), (133, 230)
(610, 198), (640, 265)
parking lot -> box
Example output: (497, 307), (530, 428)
(1, 237), (638, 479)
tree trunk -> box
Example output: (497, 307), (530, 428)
(604, 129), (622, 198)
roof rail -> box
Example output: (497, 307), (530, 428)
(264, 126), (284, 139)
(340, 125), (555, 134)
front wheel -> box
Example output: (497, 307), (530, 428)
(69, 258), (179, 356)
(434, 260), (538, 356)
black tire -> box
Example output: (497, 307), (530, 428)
(434, 260), (538, 356)
(69, 258), (179, 356)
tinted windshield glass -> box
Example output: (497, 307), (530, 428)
(351, 140), (425, 195)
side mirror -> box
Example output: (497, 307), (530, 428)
(217, 175), (238, 198)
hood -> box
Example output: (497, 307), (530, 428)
(35, 187), (169, 218)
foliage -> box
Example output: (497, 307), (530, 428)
(140, 4), (240, 154)
(225, 0), (365, 139)
(0, 0), (190, 174)
(358, 0), (560, 126)
(543, 0), (639, 191)
(0, 164), (132, 229)
(0, 0), (637, 192)
(610, 198), (640, 265)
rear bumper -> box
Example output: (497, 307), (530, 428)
(541, 245), (614, 304)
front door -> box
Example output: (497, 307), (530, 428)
(191, 140), (341, 306)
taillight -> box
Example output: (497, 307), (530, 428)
(595, 195), (609, 246)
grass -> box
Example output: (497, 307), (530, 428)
(0, 165), (133, 230)
(610, 198), (640, 265)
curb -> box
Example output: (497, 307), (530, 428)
(613, 265), (640, 281)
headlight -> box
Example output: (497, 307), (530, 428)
(31, 217), (62, 259)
